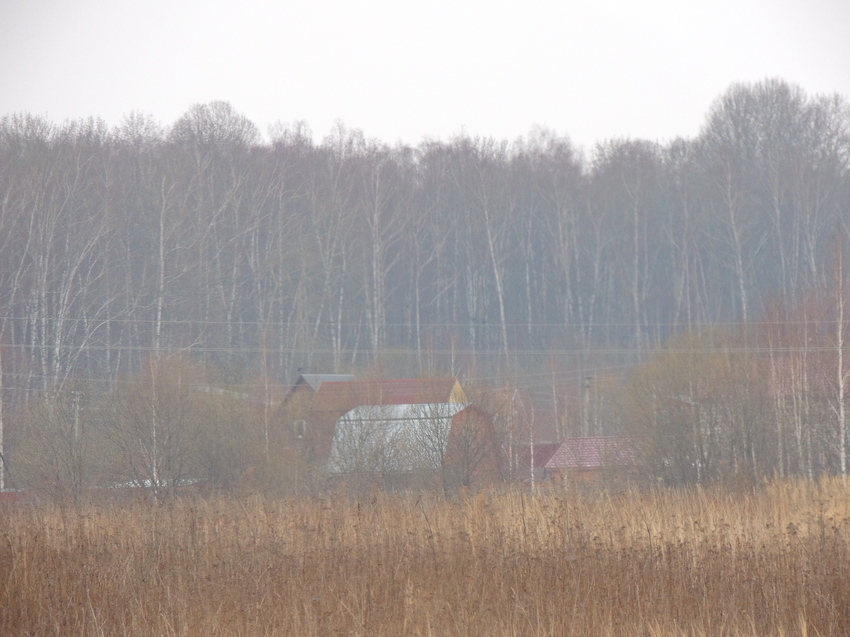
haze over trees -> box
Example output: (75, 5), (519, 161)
(2, 79), (850, 492)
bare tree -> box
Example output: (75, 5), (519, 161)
(105, 355), (205, 501)
(591, 139), (663, 350)
(826, 237), (850, 482)
(700, 84), (767, 323)
(450, 138), (514, 365)
(13, 381), (100, 502)
(327, 405), (406, 487)
(350, 141), (410, 362)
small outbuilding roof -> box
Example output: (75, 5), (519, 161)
(545, 437), (636, 470)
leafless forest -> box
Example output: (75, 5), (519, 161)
(2, 78), (850, 494)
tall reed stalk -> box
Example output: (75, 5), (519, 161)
(2, 479), (850, 635)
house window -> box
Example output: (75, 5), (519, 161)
(293, 419), (306, 439)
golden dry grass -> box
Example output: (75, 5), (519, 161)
(2, 480), (850, 636)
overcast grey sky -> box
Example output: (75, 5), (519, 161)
(2, 0), (849, 151)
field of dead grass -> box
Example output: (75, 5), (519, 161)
(2, 479), (850, 636)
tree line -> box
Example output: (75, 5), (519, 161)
(2, 78), (850, 493)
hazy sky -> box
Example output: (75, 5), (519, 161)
(2, 0), (849, 150)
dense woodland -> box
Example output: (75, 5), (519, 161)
(2, 78), (850, 494)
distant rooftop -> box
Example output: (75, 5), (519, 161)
(298, 373), (356, 392)
(545, 437), (636, 470)
(313, 378), (466, 413)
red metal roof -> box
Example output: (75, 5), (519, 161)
(545, 437), (636, 470)
(312, 378), (463, 413)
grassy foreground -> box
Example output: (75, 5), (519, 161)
(2, 480), (850, 636)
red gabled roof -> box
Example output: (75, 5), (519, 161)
(545, 437), (636, 470)
(312, 378), (464, 413)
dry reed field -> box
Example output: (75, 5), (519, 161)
(2, 480), (850, 636)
